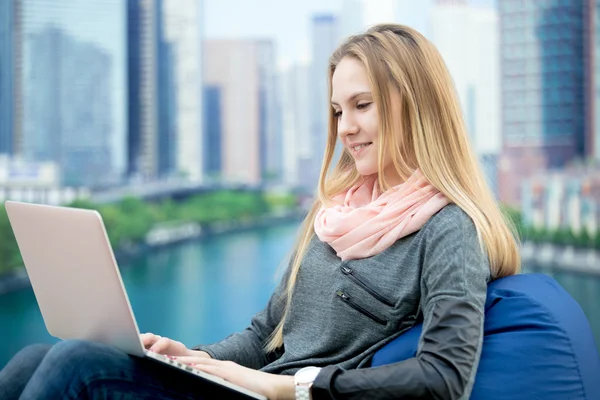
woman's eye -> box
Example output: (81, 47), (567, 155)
(333, 111), (342, 118)
(357, 102), (371, 110)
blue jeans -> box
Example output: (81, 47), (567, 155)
(0, 340), (248, 399)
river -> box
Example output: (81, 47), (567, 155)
(0, 221), (598, 368)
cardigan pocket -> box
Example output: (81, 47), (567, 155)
(340, 265), (395, 307)
(336, 289), (388, 325)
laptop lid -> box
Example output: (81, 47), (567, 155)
(4, 200), (145, 357)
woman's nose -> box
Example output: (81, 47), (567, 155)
(338, 113), (358, 138)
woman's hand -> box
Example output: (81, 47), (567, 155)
(140, 333), (210, 359)
(175, 356), (295, 400)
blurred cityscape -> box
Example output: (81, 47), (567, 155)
(0, 0), (596, 216)
(0, 0), (598, 239)
(0, 0), (600, 363)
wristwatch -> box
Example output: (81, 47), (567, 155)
(294, 366), (322, 400)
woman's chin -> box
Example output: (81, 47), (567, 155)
(355, 165), (378, 177)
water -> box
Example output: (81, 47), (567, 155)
(0, 222), (599, 368)
(525, 264), (600, 347)
(0, 223), (298, 367)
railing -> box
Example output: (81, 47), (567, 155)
(521, 242), (600, 275)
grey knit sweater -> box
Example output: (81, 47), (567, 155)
(195, 204), (491, 399)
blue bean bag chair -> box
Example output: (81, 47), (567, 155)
(371, 273), (600, 399)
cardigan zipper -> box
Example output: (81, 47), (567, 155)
(336, 290), (387, 325)
(340, 265), (395, 307)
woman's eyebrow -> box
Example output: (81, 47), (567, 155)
(331, 91), (371, 107)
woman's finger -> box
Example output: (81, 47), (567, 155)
(149, 337), (170, 353)
(140, 333), (159, 347)
(175, 356), (226, 366)
(193, 363), (225, 378)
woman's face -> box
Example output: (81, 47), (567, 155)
(331, 57), (380, 177)
(331, 57), (403, 186)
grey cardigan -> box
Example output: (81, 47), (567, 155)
(194, 204), (491, 399)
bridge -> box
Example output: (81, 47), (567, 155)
(89, 180), (267, 204)
(0, 178), (310, 207)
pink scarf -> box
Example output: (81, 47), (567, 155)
(314, 170), (450, 260)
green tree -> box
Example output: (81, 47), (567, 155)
(0, 189), (298, 277)
(0, 205), (22, 274)
(67, 198), (98, 210)
(575, 229), (593, 249)
(500, 204), (524, 240)
(113, 197), (155, 242)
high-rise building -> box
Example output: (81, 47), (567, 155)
(128, 0), (203, 182)
(20, 0), (126, 187)
(258, 41), (283, 185)
(202, 84), (222, 180)
(310, 14), (338, 189)
(498, 0), (590, 206)
(25, 28), (113, 187)
(588, 0), (600, 162)
(0, 0), (15, 155)
(431, 2), (500, 155)
(156, 0), (177, 179)
(431, 1), (500, 196)
(162, 0), (203, 182)
(127, 0), (161, 181)
(204, 40), (279, 185)
(281, 64), (310, 188)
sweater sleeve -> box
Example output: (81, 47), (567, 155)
(191, 262), (291, 370)
(311, 206), (491, 399)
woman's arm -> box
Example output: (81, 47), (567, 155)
(311, 207), (490, 400)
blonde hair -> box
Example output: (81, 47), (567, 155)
(265, 24), (521, 352)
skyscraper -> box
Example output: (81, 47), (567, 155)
(204, 40), (278, 186)
(430, 1), (500, 196)
(25, 28), (113, 187)
(162, 0), (203, 182)
(156, 1), (177, 179)
(310, 14), (339, 189)
(20, 0), (126, 187)
(128, 0), (203, 182)
(0, 0), (15, 155)
(498, 0), (590, 206)
(258, 41), (283, 185)
(127, 0), (160, 181)
(589, 0), (600, 162)
(202, 84), (222, 180)
(281, 63), (311, 188)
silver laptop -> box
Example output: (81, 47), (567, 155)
(4, 200), (267, 400)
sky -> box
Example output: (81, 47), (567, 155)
(204, 0), (497, 68)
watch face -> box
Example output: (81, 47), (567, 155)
(296, 366), (322, 384)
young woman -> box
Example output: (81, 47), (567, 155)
(0, 24), (520, 400)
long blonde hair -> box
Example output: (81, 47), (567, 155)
(265, 24), (521, 352)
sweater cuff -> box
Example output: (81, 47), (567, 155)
(190, 345), (221, 360)
(311, 365), (342, 400)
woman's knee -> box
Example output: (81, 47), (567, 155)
(43, 339), (127, 371)
(0, 343), (53, 399)
(12, 343), (53, 362)
(3, 343), (53, 374)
